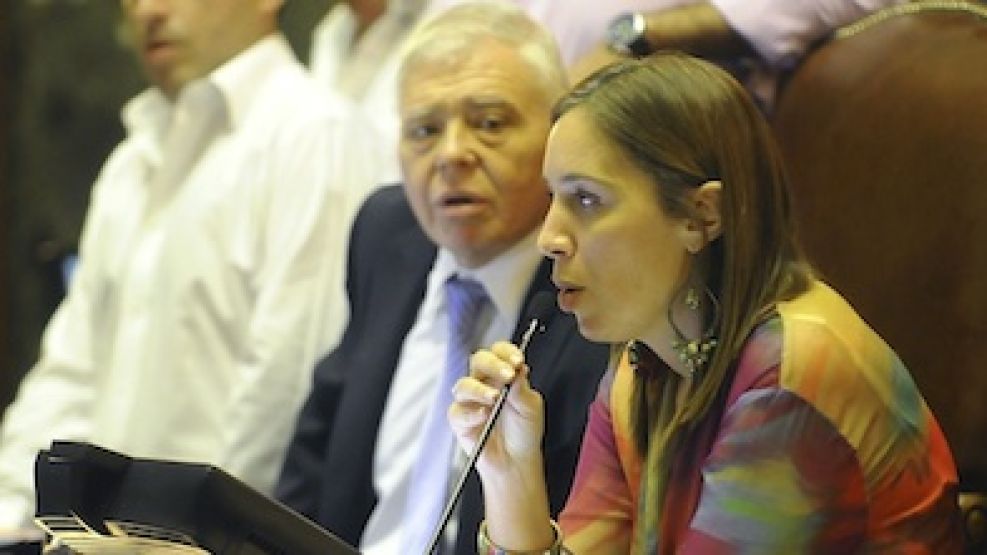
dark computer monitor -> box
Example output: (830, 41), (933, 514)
(34, 441), (358, 554)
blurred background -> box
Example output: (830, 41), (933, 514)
(0, 0), (334, 412)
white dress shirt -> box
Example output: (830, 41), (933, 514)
(0, 33), (381, 531)
(359, 233), (543, 554)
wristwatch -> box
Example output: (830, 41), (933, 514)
(605, 12), (652, 57)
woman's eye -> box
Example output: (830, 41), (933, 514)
(575, 190), (601, 209)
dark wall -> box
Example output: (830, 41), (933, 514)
(0, 4), (10, 414)
(0, 0), (332, 411)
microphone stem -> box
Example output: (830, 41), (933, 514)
(424, 318), (541, 554)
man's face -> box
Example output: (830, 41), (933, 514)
(120, 0), (278, 98)
(398, 40), (555, 268)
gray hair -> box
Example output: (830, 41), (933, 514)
(397, 1), (568, 99)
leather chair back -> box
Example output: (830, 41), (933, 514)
(772, 3), (987, 550)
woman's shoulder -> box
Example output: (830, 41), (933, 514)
(771, 281), (940, 485)
(773, 280), (913, 404)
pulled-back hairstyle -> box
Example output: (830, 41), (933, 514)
(553, 53), (812, 536)
(397, 1), (568, 99)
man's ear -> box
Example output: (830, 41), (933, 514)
(679, 180), (723, 254)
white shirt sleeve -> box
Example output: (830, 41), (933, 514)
(0, 157), (122, 531)
(0, 299), (96, 531)
(709, 0), (907, 68)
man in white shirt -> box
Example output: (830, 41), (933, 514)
(307, 0), (426, 184)
(0, 0), (378, 538)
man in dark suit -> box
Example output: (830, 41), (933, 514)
(276, 4), (610, 554)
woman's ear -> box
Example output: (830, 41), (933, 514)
(679, 180), (723, 254)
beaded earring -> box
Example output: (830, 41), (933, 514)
(667, 284), (720, 376)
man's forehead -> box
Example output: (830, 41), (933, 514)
(400, 40), (545, 92)
(401, 96), (520, 118)
(399, 67), (549, 120)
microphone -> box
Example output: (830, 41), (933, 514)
(424, 291), (556, 554)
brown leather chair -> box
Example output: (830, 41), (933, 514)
(772, 2), (987, 551)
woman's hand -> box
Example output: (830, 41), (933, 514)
(450, 341), (558, 551)
(448, 341), (545, 475)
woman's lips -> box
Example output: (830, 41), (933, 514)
(554, 282), (583, 313)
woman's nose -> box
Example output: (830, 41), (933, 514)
(537, 203), (573, 259)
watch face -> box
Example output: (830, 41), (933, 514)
(607, 13), (648, 56)
(608, 14), (638, 46)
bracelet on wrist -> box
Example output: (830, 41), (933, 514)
(476, 519), (565, 555)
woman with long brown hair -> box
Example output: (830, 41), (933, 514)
(451, 53), (962, 553)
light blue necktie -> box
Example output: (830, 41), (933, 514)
(404, 276), (488, 553)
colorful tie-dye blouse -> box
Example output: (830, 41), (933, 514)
(559, 281), (962, 553)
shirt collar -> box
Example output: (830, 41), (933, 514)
(120, 86), (170, 166)
(209, 33), (294, 129)
(433, 231), (544, 325)
(121, 33), (293, 140)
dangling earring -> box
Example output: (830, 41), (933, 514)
(684, 287), (701, 311)
(668, 284), (720, 376)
